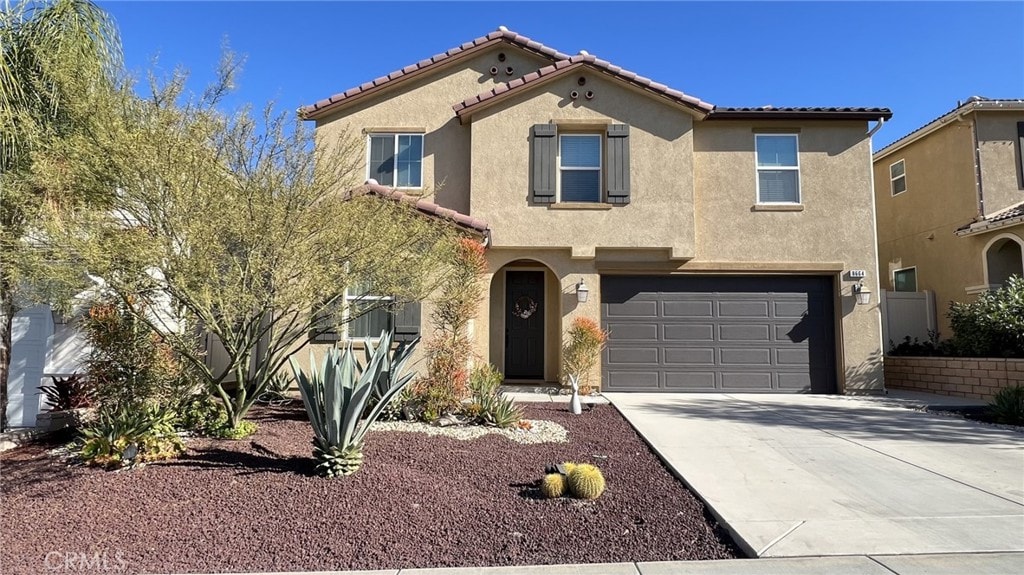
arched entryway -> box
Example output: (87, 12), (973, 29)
(488, 259), (561, 383)
(984, 234), (1024, 287)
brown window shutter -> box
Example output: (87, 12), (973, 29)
(531, 124), (557, 203)
(606, 124), (631, 204)
(393, 300), (421, 343)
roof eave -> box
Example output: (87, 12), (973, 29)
(454, 60), (713, 124)
(353, 183), (491, 239)
(955, 214), (1024, 237)
(875, 100), (1024, 161)
(300, 36), (568, 121)
(707, 110), (892, 121)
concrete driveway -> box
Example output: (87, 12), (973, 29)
(604, 393), (1024, 558)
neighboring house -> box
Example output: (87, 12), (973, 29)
(300, 27), (891, 394)
(873, 97), (1024, 338)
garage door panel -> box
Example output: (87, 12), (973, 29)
(664, 324), (715, 341)
(606, 371), (660, 390)
(778, 372), (813, 390)
(721, 372), (774, 389)
(777, 348), (811, 365)
(602, 275), (836, 393)
(663, 347), (715, 365)
(604, 300), (659, 318)
(665, 371), (716, 390)
(718, 301), (770, 318)
(774, 301), (810, 318)
(607, 347), (659, 364)
(720, 348), (772, 365)
(719, 324), (771, 341)
(662, 300), (714, 318)
(606, 322), (659, 341)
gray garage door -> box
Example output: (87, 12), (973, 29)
(602, 276), (836, 393)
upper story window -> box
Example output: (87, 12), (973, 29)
(755, 134), (800, 204)
(559, 134), (602, 202)
(368, 133), (423, 188)
(531, 123), (631, 205)
(890, 159), (906, 196)
(893, 267), (917, 292)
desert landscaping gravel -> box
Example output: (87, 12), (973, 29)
(0, 402), (740, 574)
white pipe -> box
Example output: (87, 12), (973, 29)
(867, 117), (886, 137)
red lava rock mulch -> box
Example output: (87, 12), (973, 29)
(0, 402), (740, 574)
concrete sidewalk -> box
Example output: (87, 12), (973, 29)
(255, 552), (1024, 575)
(605, 393), (1024, 558)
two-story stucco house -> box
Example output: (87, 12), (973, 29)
(301, 28), (891, 394)
(873, 97), (1024, 337)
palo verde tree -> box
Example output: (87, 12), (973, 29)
(0, 0), (122, 430)
(34, 61), (464, 429)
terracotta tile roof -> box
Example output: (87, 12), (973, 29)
(300, 27), (569, 120)
(351, 181), (490, 238)
(708, 107), (892, 121)
(875, 97), (1024, 159)
(956, 201), (1024, 235)
(453, 54), (715, 121)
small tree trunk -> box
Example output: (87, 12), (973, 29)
(0, 277), (15, 432)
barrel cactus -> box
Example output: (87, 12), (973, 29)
(568, 463), (605, 500)
(540, 473), (567, 498)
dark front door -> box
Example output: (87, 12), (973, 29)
(505, 271), (545, 379)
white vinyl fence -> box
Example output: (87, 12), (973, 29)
(879, 289), (937, 349)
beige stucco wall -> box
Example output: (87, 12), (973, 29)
(976, 112), (1024, 216)
(873, 121), (981, 337)
(313, 46), (552, 215)
(466, 73), (696, 258)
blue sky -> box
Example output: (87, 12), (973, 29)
(100, 1), (1023, 149)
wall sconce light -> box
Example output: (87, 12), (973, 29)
(852, 281), (871, 305)
(576, 278), (589, 303)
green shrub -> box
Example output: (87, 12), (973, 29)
(465, 364), (522, 428)
(208, 420), (258, 439)
(989, 385), (1024, 425)
(174, 394), (257, 439)
(79, 405), (182, 468)
(83, 298), (195, 410)
(948, 276), (1024, 358)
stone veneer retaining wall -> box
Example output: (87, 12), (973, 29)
(884, 356), (1024, 401)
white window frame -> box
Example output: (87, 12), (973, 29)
(343, 286), (394, 341)
(754, 134), (801, 205)
(557, 133), (603, 203)
(890, 159), (906, 196)
(892, 266), (918, 292)
(365, 133), (424, 190)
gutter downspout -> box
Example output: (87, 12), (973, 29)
(867, 117), (886, 138)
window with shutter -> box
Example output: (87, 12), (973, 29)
(531, 123), (631, 205)
(755, 134), (801, 204)
(311, 285), (420, 342)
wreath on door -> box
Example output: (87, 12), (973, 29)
(513, 296), (538, 319)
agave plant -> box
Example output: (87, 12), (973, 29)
(290, 330), (419, 477)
